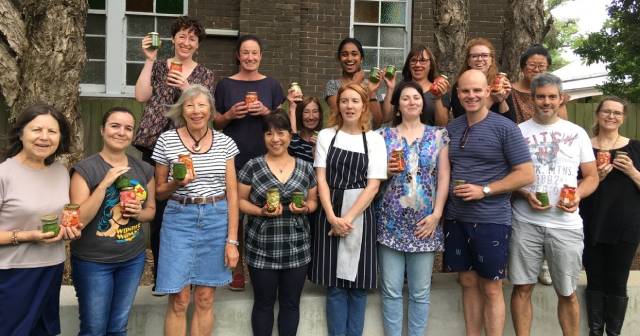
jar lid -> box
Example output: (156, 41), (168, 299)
(41, 214), (59, 221)
(64, 203), (80, 210)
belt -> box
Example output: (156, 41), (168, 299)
(170, 194), (225, 204)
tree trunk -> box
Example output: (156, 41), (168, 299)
(500, 0), (546, 81)
(0, 0), (87, 166)
(433, 0), (469, 80)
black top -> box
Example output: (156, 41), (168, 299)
(580, 140), (640, 245)
(450, 82), (516, 122)
(288, 133), (314, 163)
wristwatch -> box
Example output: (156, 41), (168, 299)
(482, 184), (492, 197)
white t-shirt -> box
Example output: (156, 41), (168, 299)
(512, 118), (595, 229)
(314, 127), (388, 180)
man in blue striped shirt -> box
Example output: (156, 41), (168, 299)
(444, 69), (535, 336)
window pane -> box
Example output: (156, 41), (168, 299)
(126, 38), (145, 61)
(380, 49), (404, 70)
(126, 63), (145, 86)
(86, 14), (106, 35)
(362, 48), (378, 70)
(157, 17), (175, 37)
(380, 27), (404, 48)
(381, 2), (405, 24)
(157, 0), (184, 14)
(86, 37), (106, 60)
(354, 1), (378, 23)
(353, 26), (377, 47)
(126, 0), (153, 12)
(88, 0), (105, 10)
(127, 15), (155, 37)
(81, 61), (105, 84)
(158, 39), (174, 59)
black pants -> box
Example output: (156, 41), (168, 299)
(583, 241), (639, 296)
(141, 148), (164, 284)
(248, 265), (308, 336)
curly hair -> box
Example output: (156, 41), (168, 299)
(171, 16), (206, 42)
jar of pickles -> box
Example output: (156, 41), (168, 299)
(245, 91), (259, 105)
(178, 153), (196, 178)
(291, 191), (304, 208)
(41, 214), (60, 235)
(559, 185), (576, 206)
(491, 72), (508, 93)
(62, 204), (80, 227)
(147, 32), (162, 50)
(266, 188), (280, 213)
(170, 60), (182, 73)
(429, 75), (448, 97)
(391, 149), (405, 172)
(289, 82), (303, 101)
(369, 67), (381, 83)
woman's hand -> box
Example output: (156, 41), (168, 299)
(597, 162), (614, 181)
(432, 77), (451, 98)
(122, 199), (143, 219)
(62, 223), (83, 241)
(174, 170), (195, 187)
(387, 158), (402, 176)
(166, 70), (189, 91)
(367, 69), (383, 94)
(98, 167), (131, 190)
(140, 35), (157, 61)
(38, 227), (65, 244)
(289, 201), (308, 215)
(225, 101), (250, 120)
(225, 244), (239, 268)
(309, 133), (318, 146)
(287, 88), (303, 103)
(260, 203), (283, 217)
(613, 153), (637, 177)
(415, 214), (439, 239)
(327, 215), (353, 237)
(382, 71), (396, 93)
(248, 100), (270, 116)
(502, 77), (512, 97)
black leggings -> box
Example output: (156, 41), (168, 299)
(248, 265), (308, 336)
(583, 241), (639, 296)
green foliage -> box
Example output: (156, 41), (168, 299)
(574, 0), (640, 101)
(543, 0), (579, 71)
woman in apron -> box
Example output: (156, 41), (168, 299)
(310, 83), (388, 336)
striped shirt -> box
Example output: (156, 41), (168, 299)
(446, 112), (531, 225)
(152, 129), (239, 197)
(288, 133), (314, 163)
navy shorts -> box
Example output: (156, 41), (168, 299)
(0, 263), (63, 336)
(443, 220), (511, 280)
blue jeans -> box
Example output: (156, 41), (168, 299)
(72, 252), (145, 336)
(378, 244), (436, 336)
(326, 286), (368, 336)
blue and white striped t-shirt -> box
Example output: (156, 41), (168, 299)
(446, 111), (532, 225)
(152, 129), (239, 197)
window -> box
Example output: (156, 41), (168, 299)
(81, 0), (187, 97)
(351, 0), (411, 77)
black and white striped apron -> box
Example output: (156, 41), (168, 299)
(309, 131), (377, 289)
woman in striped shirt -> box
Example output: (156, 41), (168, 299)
(287, 96), (324, 163)
(151, 84), (240, 336)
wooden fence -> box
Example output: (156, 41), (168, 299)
(566, 102), (640, 139)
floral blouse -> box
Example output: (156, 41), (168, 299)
(375, 126), (449, 252)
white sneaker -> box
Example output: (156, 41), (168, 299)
(538, 262), (552, 285)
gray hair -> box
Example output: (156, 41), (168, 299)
(165, 84), (215, 128)
(530, 73), (563, 98)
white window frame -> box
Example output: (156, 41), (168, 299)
(81, 1), (188, 98)
(349, 0), (412, 71)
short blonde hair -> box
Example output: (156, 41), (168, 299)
(165, 84), (215, 128)
(327, 83), (372, 132)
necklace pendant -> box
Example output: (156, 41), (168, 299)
(192, 144), (201, 152)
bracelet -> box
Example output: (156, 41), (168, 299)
(11, 231), (19, 245)
(226, 239), (240, 246)
(369, 98), (378, 102)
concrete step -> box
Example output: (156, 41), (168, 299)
(60, 271), (640, 335)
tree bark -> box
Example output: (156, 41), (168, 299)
(433, 0), (469, 80)
(0, 0), (87, 166)
(500, 0), (546, 81)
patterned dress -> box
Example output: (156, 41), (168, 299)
(376, 126), (449, 252)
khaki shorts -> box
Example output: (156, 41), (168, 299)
(508, 219), (583, 296)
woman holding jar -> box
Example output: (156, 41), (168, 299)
(133, 16), (215, 290)
(376, 81), (450, 336)
(238, 112), (318, 336)
(580, 97), (640, 336)
(287, 96), (324, 162)
(449, 37), (515, 122)
(152, 85), (240, 336)
(381, 45), (451, 126)
(325, 37), (384, 128)
(508, 44), (569, 123)
(309, 83), (388, 336)
(0, 104), (80, 336)
(69, 107), (156, 335)
(214, 34), (286, 290)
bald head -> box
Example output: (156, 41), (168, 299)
(456, 69), (490, 115)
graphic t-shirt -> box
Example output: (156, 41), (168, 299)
(71, 154), (154, 263)
(512, 118), (595, 229)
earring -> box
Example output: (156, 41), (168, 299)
(395, 110), (400, 117)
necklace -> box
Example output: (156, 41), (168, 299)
(268, 156), (292, 175)
(185, 127), (208, 152)
(597, 133), (620, 150)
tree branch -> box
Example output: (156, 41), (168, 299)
(0, 0), (28, 58)
(0, 41), (21, 110)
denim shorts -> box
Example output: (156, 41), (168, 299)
(155, 199), (231, 293)
(443, 219), (511, 280)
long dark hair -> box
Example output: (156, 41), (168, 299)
(401, 44), (439, 82)
(295, 97), (324, 133)
(390, 81), (426, 126)
(3, 103), (71, 165)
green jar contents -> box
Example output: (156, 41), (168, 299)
(266, 188), (280, 213)
(453, 179), (466, 187)
(115, 175), (130, 190)
(41, 214), (60, 236)
(536, 191), (550, 207)
(172, 162), (187, 180)
(385, 65), (396, 79)
(291, 191), (305, 208)
(369, 67), (381, 83)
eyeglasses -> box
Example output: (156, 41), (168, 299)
(599, 109), (625, 118)
(410, 58), (430, 65)
(469, 53), (491, 60)
(526, 63), (548, 71)
(460, 126), (471, 149)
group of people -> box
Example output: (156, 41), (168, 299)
(0, 15), (638, 336)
